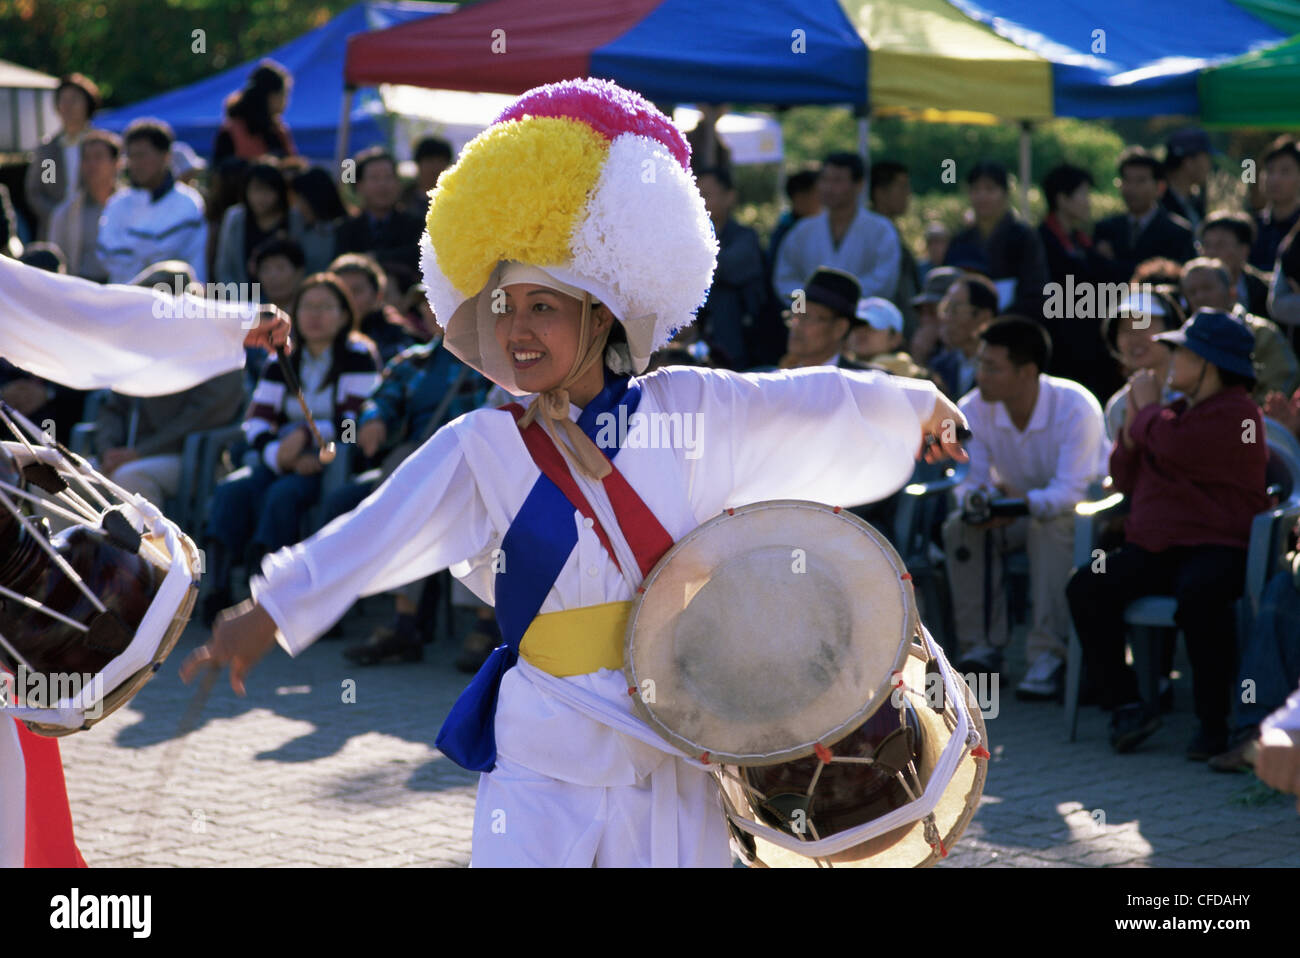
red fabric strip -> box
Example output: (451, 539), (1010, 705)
(600, 467), (673, 579)
(14, 720), (86, 868)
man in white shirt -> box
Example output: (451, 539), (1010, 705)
(97, 118), (207, 285)
(773, 152), (901, 305)
(943, 317), (1108, 699)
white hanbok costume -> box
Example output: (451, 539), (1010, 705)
(248, 79), (944, 867)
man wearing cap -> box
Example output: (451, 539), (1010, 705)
(909, 266), (960, 367)
(1068, 310), (1270, 757)
(1162, 128), (1213, 232)
(945, 317), (1107, 698)
(1181, 257), (1300, 403)
(778, 267), (870, 369)
(848, 297), (931, 380)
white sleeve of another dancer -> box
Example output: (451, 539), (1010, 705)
(251, 420), (495, 656)
(1263, 682), (1300, 733)
(651, 366), (936, 514)
(0, 255), (252, 396)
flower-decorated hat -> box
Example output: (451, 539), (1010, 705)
(419, 77), (718, 394)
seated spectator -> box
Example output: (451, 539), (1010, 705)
(201, 273), (380, 622)
(93, 265), (244, 507)
(774, 152), (900, 303)
(776, 267), (865, 369)
(1199, 210), (1272, 319)
(214, 159), (303, 287)
(1067, 311), (1269, 757)
(213, 60), (296, 165)
(846, 297), (931, 380)
(1181, 257), (1300, 403)
(1249, 136), (1300, 271)
(314, 339), (490, 664)
(694, 166), (768, 370)
(329, 252), (415, 363)
(289, 166), (347, 274)
(48, 129), (123, 283)
(869, 160), (920, 338)
(908, 265), (960, 365)
(931, 272), (998, 398)
(334, 147), (424, 275)
(944, 317), (1107, 699)
(1161, 128), (1212, 232)
(23, 73), (99, 241)
(205, 157), (250, 281)
(918, 221), (950, 279)
(944, 160), (1050, 321)
(1038, 163), (1123, 400)
(1093, 147), (1197, 283)
(401, 135), (453, 220)
(98, 118), (206, 284)
(249, 236), (306, 311)
(1101, 288), (1186, 439)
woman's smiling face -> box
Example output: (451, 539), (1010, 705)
(494, 284), (587, 394)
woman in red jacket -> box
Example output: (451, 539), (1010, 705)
(1067, 310), (1269, 758)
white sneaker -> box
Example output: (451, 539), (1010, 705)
(1015, 651), (1064, 700)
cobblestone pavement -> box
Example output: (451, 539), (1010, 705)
(58, 603), (1300, 868)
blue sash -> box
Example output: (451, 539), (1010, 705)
(435, 372), (642, 772)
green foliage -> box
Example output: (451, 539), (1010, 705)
(0, 0), (362, 107)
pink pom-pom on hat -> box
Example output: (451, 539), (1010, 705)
(494, 77), (692, 172)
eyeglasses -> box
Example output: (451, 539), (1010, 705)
(782, 308), (837, 328)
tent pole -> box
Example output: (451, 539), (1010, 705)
(857, 106), (870, 208)
(1018, 121), (1032, 220)
(335, 87), (356, 178)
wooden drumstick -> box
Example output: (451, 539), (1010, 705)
(274, 347), (336, 464)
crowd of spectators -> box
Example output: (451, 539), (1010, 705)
(4, 65), (1300, 773)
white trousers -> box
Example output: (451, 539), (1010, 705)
(471, 752), (731, 867)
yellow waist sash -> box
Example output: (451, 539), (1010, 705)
(518, 600), (632, 677)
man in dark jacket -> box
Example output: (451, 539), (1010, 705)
(694, 166), (769, 370)
(1067, 311), (1269, 758)
(1094, 147), (1197, 283)
(335, 148), (424, 275)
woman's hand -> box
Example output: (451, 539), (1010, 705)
(293, 453), (324, 476)
(180, 599), (279, 696)
(919, 392), (970, 464)
(1128, 368), (1161, 412)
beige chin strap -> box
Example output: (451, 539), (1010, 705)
(516, 291), (614, 480)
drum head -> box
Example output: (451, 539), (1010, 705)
(625, 500), (918, 766)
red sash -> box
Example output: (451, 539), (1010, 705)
(503, 404), (673, 580)
(14, 720), (86, 867)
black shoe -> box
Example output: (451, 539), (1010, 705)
(342, 626), (423, 666)
(1186, 728), (1229, 762)
(1110, 703), (1162, 753)
(955, 646), (1003, 677)
(455, 619), (502, 674)
(201, 588), (233, 628)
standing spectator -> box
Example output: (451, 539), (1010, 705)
(944, 161), (1050, 321)
(776, 267), (864, 369)
(944, 318), (1107, 697)
(694, 166), (767, 369)
(767, 167), (820, 280)
(774, 152), (901, 303)
(931, 273), (998, 399)
(289, 166), (347, 274)
(98, 119), (206, 284)
(1249, 136), (1300, 271)
(870, 160), (920, 340)
(919, 221), (951, 279)
(334, 148), (424, 275)
(329, 253), (414, 363)
(401, 136), (453, 220)
(1100, 288), (1186, 439)
(909, 265), (961, 365)
(1067, 311), (1269, 757)
(1199, 210), (1271, 318)
(1094, 147), (1197, 283)
(212, 60), (296, 165)
(47, 130), (123, 283)
(1181, 258), (1300, 403)
(214, 161), (303, 287)
(201, 273), (380, 622)
(1038, 162), (1122, 400)
(23, 73), (100, 242)
(1162, 128), (1213, 232)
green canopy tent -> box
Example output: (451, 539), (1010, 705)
(1200, 33), (1300, 128)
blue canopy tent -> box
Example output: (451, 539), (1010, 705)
(95, 1), (452, 163)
